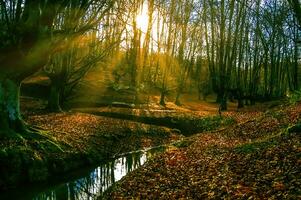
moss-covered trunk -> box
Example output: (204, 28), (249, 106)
(0, 79), (26, 136)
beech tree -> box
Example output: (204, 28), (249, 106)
(0, 0), (114, 137)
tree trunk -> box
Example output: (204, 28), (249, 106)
(160, 92), (166, 106)
(237, 89), (244, 109)
(0, 79), (26, 136)
(250, 97), (256, 105)
(219, 90), (228, 111)
(237, 99), (244, 109)
(47, 83), (62, 112)
(0, 78), (49, 139)
(175, 92), (181, 106)
(220, 97), (227, 111)
(216, 92), (223, 103)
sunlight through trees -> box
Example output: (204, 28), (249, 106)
(0, 0), (300, 135)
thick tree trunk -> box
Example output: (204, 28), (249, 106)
(0, 78), (48, 139)
(0, 79), (26, 136)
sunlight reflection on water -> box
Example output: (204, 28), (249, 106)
(6, 146), (165, 200)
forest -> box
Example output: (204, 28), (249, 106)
(0, 0), (300, 199)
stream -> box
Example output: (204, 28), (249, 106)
(0, 146), (166, 200)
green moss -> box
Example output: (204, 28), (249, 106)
(235, 139), (278, 154)
(173, 139), (193, 148)
(174, 115), (236, 135)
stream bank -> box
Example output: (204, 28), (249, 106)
(0, 112), (183, 191)
(0, 97), (241, 195)
(0, 145), (168, 200)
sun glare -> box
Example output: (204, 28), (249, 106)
(136, 4), (149, 33)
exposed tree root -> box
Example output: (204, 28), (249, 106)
(0, 123), (64, 152)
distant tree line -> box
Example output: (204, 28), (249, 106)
(0, 0), (300, 137)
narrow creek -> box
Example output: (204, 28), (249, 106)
(0, 146), (167, 200)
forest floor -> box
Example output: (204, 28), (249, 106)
(1, 95), (300, 200)
(1, 97), (187, 190)
(0, 96), (233, 190)
(104, 102), (301, 199)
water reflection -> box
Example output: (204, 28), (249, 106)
(1, 146), (165, 200)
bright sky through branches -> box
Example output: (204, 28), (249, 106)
(136, 3), (149, 33)
(135, 2), (163, 52)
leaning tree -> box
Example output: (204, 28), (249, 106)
(0, 0), (114, 138)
